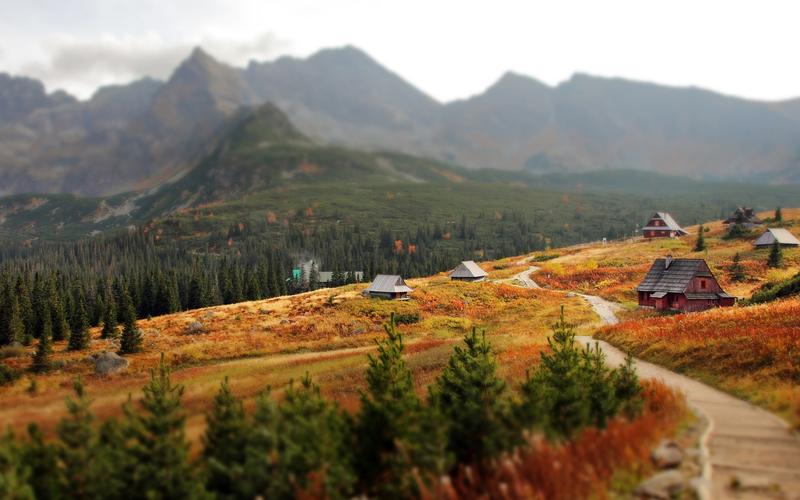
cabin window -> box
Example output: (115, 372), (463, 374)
(700, 279), (707, 289)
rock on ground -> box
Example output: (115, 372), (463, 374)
(651, 440), (683, 469)
(94, 352), (129, 375)
(635, 470), (684, 499)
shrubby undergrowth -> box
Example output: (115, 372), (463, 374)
(0, 311), (648, 499)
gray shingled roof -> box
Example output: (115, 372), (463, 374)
(365, 274), (413, 294)
(755, 228), (800, 247)
(636, 258), (709, 293)
(642, 212), (687, 234)
(450, 260), (488, 279)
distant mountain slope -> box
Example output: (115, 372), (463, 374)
(2, 45), (800, 197)
(2, 104), (800, 245)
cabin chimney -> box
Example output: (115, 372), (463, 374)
(665, 254), (673, 269)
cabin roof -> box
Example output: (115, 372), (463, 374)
(365, 274), (413, 294)
(724, 207), (763, 225)
(450, 260), (488, 279)
(642, 212), (687, 233)
(636, 258), (710, 293)
(755, 228), (800, 247)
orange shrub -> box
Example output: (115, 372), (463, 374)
(427, 380), (685, 500)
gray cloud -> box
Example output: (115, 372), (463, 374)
(20, 32), (287, 98)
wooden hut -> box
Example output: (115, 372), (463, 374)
(363, 274), (413, 300)
(642, 212), (688, 239)
(450, 261), (488, 282)
(723, 207), (763, 228)
(754, 228), (800, 248)
(636, 257), (734, 312)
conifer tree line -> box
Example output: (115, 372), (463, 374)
(0, 312), (644, 499)
(0, 211), (560, 347)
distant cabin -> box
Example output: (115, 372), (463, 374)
(642, 212), (688, 239)
(363, 274), (413, 300)
(754, 228), (800, 248)
(450, 261), (488, 282)
(724, 207), (763, 228)
(636, 257), (734, 312)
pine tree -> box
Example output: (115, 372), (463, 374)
(48, 278), (71, 342)
(580, 342), (617, 428)
(202, 378), (249, 496)
(14, 278), (34, 345)
(730, 252), (746, 282)
(768, 239), (783, 268)
(118, 288), (142, 355)
(355, 314), (447, 496)
(21, 425), (60, 500)
(0, 290), (24, 346)
(0, 431), (33, 499)
(270, 376), (355, 499)
(32, 314), (53, 373)
(67, 291), (90, 351)
(100, 296), (118, 339)
(239, 391), (280, 499)
(124, 355), (206, 498)
(188, 272), (207, 310)
(520, 307), (589, 438)
(775, 206), (783, 222)
(694, 225), (706, 251)
(613, 353), (643, 418)
(431, 327), (513, 465)
(56, 378), (97, 498)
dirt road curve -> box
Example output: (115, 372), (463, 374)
(512, 266), (541, 289)
(515, 266), (800, 498)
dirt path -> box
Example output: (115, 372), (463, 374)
(512, 266), (541, 289)
(574, 293), (621, 325)
(577, 335), (800, 499)
(517, 267), (800, 498)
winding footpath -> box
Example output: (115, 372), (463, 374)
(514, 265), (800, 499)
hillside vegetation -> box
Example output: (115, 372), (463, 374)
(527, 208), (800, 424)
(0, 260), (596, 438)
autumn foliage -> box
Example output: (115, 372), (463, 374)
(426, 380), (685, 500)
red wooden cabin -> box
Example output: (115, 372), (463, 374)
(637, 257), (735, 312)
(642, 212), (688, 239)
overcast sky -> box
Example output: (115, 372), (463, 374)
(1, 0), (798, 102)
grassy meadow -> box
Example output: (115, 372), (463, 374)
(0, 258), (597, 443)
(528, 208), (800, 425)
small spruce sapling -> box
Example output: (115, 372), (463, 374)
(730, 253), (746, 282)
(694, 225), (706, 251)
(768, 240), (783, 268)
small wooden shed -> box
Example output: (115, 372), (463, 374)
(642, 212), (688, 239)
(363, 274), (413, 300)
(450, 261), (488, 282)
(754, 228), (800, 248)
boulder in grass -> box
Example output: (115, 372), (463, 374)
(635, 470), (684, 499)
(187, 321), (206, 334)
(94, 352), (129, 376)
(651, 440), (683, 469)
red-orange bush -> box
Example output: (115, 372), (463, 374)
(426, 380), (685, 500)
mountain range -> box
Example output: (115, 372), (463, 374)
(2, 45), (800, 197)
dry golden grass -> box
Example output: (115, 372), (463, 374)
(534, 209), (800, 305)
(597, 297), (800, 425)
(0, 262), (596, 441)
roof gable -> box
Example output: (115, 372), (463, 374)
(450, 260), (488, 278)
(755, 228), (800, 246)
(636, 258), (709, 293)
(366, 274), (413, 294)
(643, 212), (687, 233)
